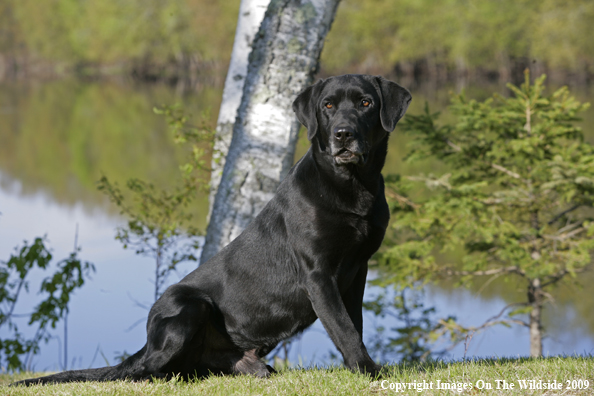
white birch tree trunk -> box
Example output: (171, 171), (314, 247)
(208, 0), (270, 216)
(201, 0), (341, 264)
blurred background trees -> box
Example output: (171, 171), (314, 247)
(0, 0), (593, 83)
(322, 0), (594, 83)
(0, 0), (239, 80)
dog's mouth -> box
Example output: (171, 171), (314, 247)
(334, 149), (366, 165)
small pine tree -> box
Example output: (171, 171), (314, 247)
(381, 71), (593, 357)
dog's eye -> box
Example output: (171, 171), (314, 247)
(361, 100), (371, 107)
(325, 103), (333, 109)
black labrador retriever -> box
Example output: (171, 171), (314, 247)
(16, 74), (411, 385)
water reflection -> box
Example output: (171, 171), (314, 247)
(0, 78), (592, 371)
(0, 79), (215, 220)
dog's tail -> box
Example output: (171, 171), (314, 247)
(11, 346), (148, 386)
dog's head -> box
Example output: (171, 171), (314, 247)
(292, 74), (411, 166)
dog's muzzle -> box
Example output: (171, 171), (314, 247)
(332, 126), (366, 165)
(334, 148), (365, 165)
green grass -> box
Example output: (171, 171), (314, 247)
(2, 356), (593, 395)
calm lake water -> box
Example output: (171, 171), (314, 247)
(1, 77), (593, 372)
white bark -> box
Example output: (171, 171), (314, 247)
(209, 0), (270, 216)
(201, 0), (341, 264)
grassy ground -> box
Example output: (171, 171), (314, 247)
(2, 356), (593, 395)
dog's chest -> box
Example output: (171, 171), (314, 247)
(324, 210), (385, 264)
(325, 191), (388, 249)
(320, 195), (388, 282)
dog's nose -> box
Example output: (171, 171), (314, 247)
(334, 126), (354, 142)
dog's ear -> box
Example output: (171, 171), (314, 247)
(373, 76), (412, 132)
(292, 79), (324, 140)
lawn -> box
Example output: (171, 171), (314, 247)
(2, 356), (593, 395)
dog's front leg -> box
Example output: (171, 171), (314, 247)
(305, 270), (380, 377)
(342, 262), (368, 339)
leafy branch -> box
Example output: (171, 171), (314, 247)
(0, 237), (94, 372)
(98, 105), (214, 302)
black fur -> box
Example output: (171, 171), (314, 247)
(14, 74), (411, 385)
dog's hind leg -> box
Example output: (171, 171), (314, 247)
(231, 349), (274, 378)
(136, 298), (211, 380)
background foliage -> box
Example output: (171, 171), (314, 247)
(378, 72), (593, 356)
(0, 238), (94, 371)
(323, 0), (594, 78)
(1, 0), (593, 80)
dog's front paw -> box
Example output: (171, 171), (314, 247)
(355, 361), (383, 379)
